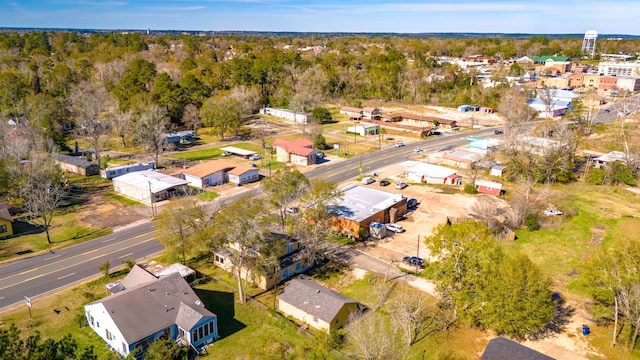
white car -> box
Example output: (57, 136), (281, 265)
(395, 182), (408, 190)
(394, 142), (405, 148)
(543, 209), (564, 216)
(385, 223), (405, 233)
(361, 177), (375, 185)
(414, 148), (423, 152)
(248, 154), (262, 160)
(221, 151), (232, 157)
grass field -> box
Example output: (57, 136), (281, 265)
(503, 184), (640, 290)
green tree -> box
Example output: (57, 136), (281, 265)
(314, 133), (328, 150)
(311, 106), (332, 123)
(157, 198), (207, 265)
(425, 222), (554, 339)
(200, 95), (243, 140)
(113, 59), (157, 110)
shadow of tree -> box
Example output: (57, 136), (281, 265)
(529, 293), (576, 341)
(194, 289), (246, 340)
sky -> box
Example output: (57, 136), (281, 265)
(1, 0), (638, 35)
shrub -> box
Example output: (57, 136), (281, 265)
(525, 213), (540, 231)
(463, 184), (478, 194)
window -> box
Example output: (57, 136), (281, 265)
(90, 316), (94, 326)
(313, 317), (318, 323)
(199, 327), (204, 340)
(204, 324), (209, 337)
(192, 330), (198, 342)
(209, 322), (214, 335)
(106, 329), (113, 341)
(0, 225), (6, 233)
(96, 321), (100, 328)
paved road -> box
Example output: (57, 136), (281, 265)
(0, 221), (161, 310)
(0, 101), (629, 311)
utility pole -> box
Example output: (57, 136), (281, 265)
(415, 234), (420, 273)
(148, 181), (156, 217)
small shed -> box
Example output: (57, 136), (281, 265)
(475, 180), (502, 196)
(219, 146), (257, 158)
(52, 154), (100, 176)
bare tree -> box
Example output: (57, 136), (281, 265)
(135, 104), (169, 165)
(156, 198), (208, 265)
(497, 86), (537, 136)
(470, 195), (499, 226)
(181, 103), (201, 133)
(296, 178), (343, 267)
(207, 196), (269, 303)
(70, 81), (114, 162)
(262, 166), (310, 231)
(347, 310), (408, 360)
(506, 179), (549, 228)
(108, 108), (133, 148)
(18, 153), (66, 244)
(391, 291), (452, 346)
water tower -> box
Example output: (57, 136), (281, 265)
(581, 30), (598, 58)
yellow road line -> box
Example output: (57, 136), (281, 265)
(0, 231), (155, 283)
(0, 236), (159, 292)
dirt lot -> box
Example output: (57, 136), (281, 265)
(77, 193), (152, 229)
(347, 159), (510, 263)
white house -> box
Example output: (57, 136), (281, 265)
(227, 165), (260, 185)
(180, 160), (237, 189)
(260, 107), (310, 124)
(405, 162), (459, 184)
(347, 124), (380, 137)
(100, 161), (156, 179)
(84, 266), (218, 358)
(112, 170), (188, 205)
(594, 151), (632, 169)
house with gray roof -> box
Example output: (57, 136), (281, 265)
(52, 154), (100, 176)
(481, 337), (554, 360)
(84, 265), (218, 358)
(277, 277), (359, 333)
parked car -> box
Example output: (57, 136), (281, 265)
(414, 148), (423, 152)
(316, 151), (325, 159)
(395, 182), (408, 189)
(285, 207), (299, 215)
(494, 129), (504, 135)
(379, 179), (391, 187)
(221, 151), (232, 157)
(394, 142), (405, 147)
(386, 223), (405, 233)
(543, 208), (564, 216)
(362, 177), (375, 185)
(249, 154), (262, 160)
(402, 256), (424, 267)
(407, 198), (418, 208)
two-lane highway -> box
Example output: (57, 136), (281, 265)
(0, 221), (162, 310)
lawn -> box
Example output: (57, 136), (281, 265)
(165, 147), (224, 162)
(502, 184), (640, 290)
